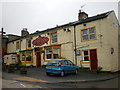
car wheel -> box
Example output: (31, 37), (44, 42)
(60, 71), (65, 77)
(46, 72), (50, 76)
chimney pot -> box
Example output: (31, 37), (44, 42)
(78, 10), (88, 21)
(21, 28), (29, 36)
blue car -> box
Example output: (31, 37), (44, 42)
(45, 59), (79, 77)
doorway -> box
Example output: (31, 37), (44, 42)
(36, 52), (41, 67)
(90, 49), (98, 70)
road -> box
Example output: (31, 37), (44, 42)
(2, 76), (119, 89)
(1, 66), (120, 89)
(2, 79), (43, 88)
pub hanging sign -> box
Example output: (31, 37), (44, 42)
(32, 37), (49, 46)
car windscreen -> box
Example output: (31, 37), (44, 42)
(48, 60), (58, 64)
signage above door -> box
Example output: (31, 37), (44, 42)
(32, 37), (49, 46)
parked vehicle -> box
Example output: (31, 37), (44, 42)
(45, 59), (79, 77)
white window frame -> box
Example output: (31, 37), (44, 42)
(82, 50), (90, 62)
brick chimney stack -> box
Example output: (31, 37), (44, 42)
(21, 28), (29, 36)
(78, 10), (88, 21)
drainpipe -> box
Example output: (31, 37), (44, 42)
(73, 25), (77, 65)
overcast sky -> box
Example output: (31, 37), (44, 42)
(1, 0), (120, 35)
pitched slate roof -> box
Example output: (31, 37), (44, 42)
(8, 10), (113, 43)
(72, 10), (113, 25)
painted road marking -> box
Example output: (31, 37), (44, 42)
(20, 83), (26, 87)
(13, 77), (49, 83)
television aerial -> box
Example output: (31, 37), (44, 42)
(80, 4), (86, 12)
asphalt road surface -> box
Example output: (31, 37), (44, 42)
(2, 76), (119, 89)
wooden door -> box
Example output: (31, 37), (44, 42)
(90, 49), (98, 70)
(36, 52), (41, 67)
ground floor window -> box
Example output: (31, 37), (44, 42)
(26, 52), (32, 62)
(20, 52), (25, 62)
(46, 48), (52, 59)
(45, 46), (60, 59)
(82, 50), (90, 62)
(20, 51), (33, 62)
(53, 48), (60, 59)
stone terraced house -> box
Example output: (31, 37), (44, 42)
(4, 10), (120, 72)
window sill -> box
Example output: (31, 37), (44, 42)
(81, 39), (97, 42)
(82, 61), (90, 63)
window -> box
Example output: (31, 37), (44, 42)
(83, 51), (89, 61)
(81, 27), (95, 41)
(16, 41), (20, 50)
(46, 48), (52, 59)
(20, 51), (33, 62)
(46, 47), (60, 59)
(67, 60), (74, 65)
(53, 48), (59, 59)
(20, 52), (25, 62)
(51, 32), (57, 43)
(89, 28), (95, 40)
(82, 29), (88, 40)
(26, 52), (32, 62)
(27, 39), (31, 48)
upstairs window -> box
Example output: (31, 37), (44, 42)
(16, 41), (20, 50)
(81, 27), (96, 41)
(51, 32), (57, 44)
(27, 39), (31, 49)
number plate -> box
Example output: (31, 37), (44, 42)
(50, 65), (55, 67)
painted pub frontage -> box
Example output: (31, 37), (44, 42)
(4, 10), (120, 72)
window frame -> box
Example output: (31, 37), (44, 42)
(46, 48), (52, 59)
(20, 52), (25, 62)
(26, 51), (33, 62)
(81, 27), (96, 42)
(26, 39), (31, 49)
(45, 46), (61, 60)
(16, 41), (20, 50)
(82, 50), (90, 62)
(50, 32), (58, 44)
(20, 51), (33, 63)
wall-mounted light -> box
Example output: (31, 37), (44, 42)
(63, 29), (66, 31)
(111, 48), (114, 54)
(63, 28), (71, 32)
(98, 34), (103, 37)
(67, 29), (71, 32)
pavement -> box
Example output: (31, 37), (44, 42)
(2, 67), (120, 84)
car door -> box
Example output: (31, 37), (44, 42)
(61, 60), (70, 73)
(67, 60), (76, 73)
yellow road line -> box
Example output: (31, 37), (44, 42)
(12, 77), (49, 83)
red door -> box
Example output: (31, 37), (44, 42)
(36, 52), (41, 67)
(90, 49), (98, 70)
